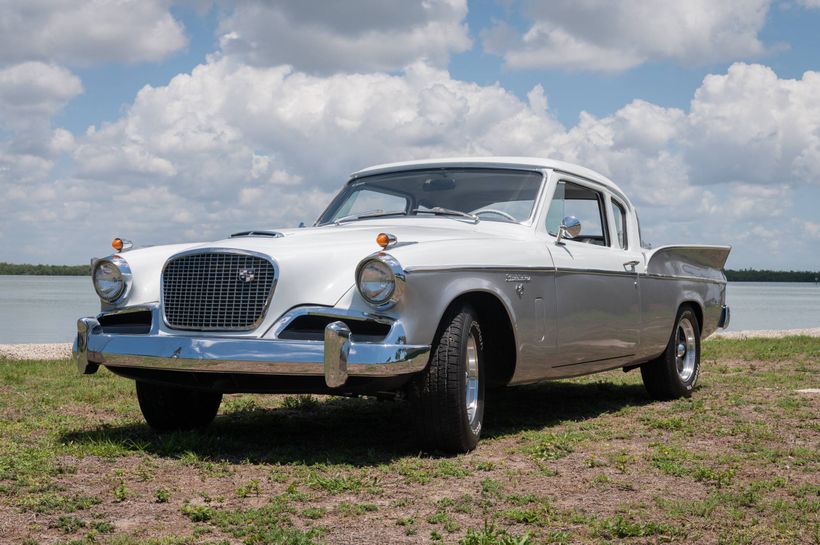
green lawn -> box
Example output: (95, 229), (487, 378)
(0, 337), (817, 544)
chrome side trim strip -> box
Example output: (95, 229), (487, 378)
(405, 266), (724, 284)
(405, 266), (633, 276)
(555, 268), (638, 278)
(405, 265), (555, 274)
(552, 353), (635, 368)
(643, 273), (723, 284)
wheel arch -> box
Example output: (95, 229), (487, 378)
(437, 290), (517, 388)
(678, 299), (704, 334)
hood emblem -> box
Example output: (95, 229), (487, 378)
(238, 267), (256, 283)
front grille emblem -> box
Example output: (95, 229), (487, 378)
(238, 267), (256, 283)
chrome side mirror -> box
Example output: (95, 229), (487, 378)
(556, 216), (581, 244)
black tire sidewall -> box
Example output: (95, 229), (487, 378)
(136, 381), (222, 431)
(460, 317), (485, 441)
(412, 304), (487, 453)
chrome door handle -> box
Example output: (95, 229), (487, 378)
(624, 260), (641, 287)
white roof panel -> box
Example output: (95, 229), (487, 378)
(350, 156), (622, 193)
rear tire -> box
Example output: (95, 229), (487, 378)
(410, 305), (485, 453)
(641, 307), (701, 400)
(136, 381), (222, 431)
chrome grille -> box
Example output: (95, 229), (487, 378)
(162, 251), (276, 330)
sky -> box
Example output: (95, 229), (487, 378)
(1, 0), (819, 270)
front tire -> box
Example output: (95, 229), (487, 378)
(136, 381), (222, 431)
(641, 307), (701, 400)
(411, 305), (485, 453)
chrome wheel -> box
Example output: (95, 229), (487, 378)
(675, 317), (697, 382)
(465, 333), (480, 429)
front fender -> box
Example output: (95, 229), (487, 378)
(340, 267), (555, 351)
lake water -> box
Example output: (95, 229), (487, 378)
(0, 276), (818, 343)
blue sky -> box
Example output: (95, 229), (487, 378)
(57, 2), (820, 131)
(1, 0), (819, 269)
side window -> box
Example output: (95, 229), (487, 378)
(547, 181), (609, 246)
(611, 199), (627, 249)
(336, 189), (408, 218)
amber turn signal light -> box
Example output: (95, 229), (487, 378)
(376, 232), (396, 249)
(111, 237), (133, 252)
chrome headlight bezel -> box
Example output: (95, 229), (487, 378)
(355, 253), (405, 310)
(92, 256), (132, 304)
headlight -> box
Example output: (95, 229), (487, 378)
(355, 253), (405, 308)
(92, 256), (132, 303)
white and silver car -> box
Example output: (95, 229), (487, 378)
(73, 157), (731, 452)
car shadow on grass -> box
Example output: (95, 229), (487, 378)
(60, 380), (650, 466)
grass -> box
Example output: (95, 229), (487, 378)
(0, 336), (817, 544)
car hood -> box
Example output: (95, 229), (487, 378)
(109, 218), (535, 324)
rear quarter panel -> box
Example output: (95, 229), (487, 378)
(639, 245), (730, 360)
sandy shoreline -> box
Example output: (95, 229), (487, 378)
(1, 328), (818, 361)
(708, 327), (820, 340)
(0, 343), (73, 360)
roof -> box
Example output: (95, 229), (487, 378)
(350, 156), (622, 194)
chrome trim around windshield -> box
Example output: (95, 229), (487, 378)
(160, 248), (279, 332)
(316, 167), (547, 227)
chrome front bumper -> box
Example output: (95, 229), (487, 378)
(72, 317), (430, 388)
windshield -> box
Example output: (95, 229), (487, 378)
(317, 168), (544, 225)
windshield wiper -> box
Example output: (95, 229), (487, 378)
(333, 209), (407, 225)
(412, 207), (479, 223)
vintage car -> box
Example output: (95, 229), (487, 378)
(73, 157), (731, 452)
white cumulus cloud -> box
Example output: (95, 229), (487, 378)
(63, 59), (818, 259)
(3, 58), (820, 268)
(217, 0), (471, 73)
(0, 0), (187, 65)
(0, 62), (82, 189)
(483, 0), (771, 72)
(686, 63), (820, 185)
(0, 62), (83, 123)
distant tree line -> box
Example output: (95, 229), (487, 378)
(725, 269), (819, 282)
(0, 262), (90, 276)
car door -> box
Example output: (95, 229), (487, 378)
(545, 177), (641, 371)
